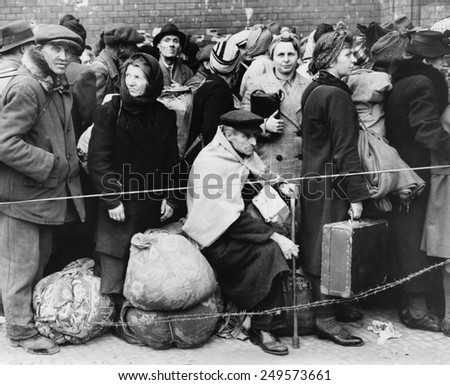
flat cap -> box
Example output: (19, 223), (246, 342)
(102, 24), (144, 46)
(196, 43), (214, 62)
(33, 24), (83, 53)
(220, 110), (263, 134)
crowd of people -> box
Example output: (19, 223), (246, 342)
(0, 12), (450, 357)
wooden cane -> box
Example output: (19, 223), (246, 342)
(290, 196), (300, 349)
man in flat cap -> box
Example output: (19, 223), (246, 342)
(183, 109), (298, 356)
(0, 24), (86, 355)
(90, 24), (144, 104)
(153, 23), (193, 87)
(0, 20), (35, 104)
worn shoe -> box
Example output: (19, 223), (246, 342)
(9, 335), (59, 355)
(315, 326), (364, 347)
(441, 318), (450, 337)
(399, 310), (442, 332)
(335, 302), (364, 323)
(250, 329), (289, 356)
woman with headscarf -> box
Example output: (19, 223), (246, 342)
(88, 53), (180, 305)
(241, 31), (310, 180)
(300, 29), (371, 346)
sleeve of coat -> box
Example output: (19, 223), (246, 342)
(90, 61), (108, 105)
(410, 77), (450, 160)
(74, 67), (97, 133)
(201, 84), (235, 145)
(0, 83), (55, 183)
(87, 102), (121, 209)
(225, 212), (275, 243)
(325, 89), (371, 202)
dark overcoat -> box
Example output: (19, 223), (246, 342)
(299, 71), (370, 276)
(384, 59), (450, 292)
(88, 95), (180, 260)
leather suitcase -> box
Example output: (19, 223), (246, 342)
(321, 219), (388, 298)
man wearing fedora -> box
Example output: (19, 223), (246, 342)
(153, 23), (193, 87)
(90, 24), (144, 104)
(385, 30), (450, 334)
(0, 20), (35, 103)
(0, 24), (86, 355)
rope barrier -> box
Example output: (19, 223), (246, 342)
(0, 164), (448, 206)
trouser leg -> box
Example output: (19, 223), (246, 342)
(0, 215), (53, 340)
(96, 252), (128, 295)
(251, 274), (286, 331)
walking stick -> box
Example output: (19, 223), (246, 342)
(290, 196), (300, 349)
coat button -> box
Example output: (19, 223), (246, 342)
(297, 154), (303, 160)
(297, 130), (302, 137)
(276, 155), (283, 161)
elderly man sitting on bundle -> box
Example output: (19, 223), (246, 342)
(183, 110), (299, 356)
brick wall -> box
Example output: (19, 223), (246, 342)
(0, 0), (449, 47)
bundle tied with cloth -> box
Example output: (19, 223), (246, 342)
(348, 69), (425, 211)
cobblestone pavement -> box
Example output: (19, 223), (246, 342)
(0, 306), (449, 365)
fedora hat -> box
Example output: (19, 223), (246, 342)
(0, 20), (34, 53)
(152, 23), (186, 47)
(406, 30), (450, 58)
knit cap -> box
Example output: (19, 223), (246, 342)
(370, 29), (411, 64)
(59, 14), (86, 55)
(209, 41), (241, 76)
(246, 24), (272, 58)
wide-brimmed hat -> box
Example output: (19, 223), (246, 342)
(0, 20), (34, 53)
(406, 30), (450, 58)
(152, 23), (186, 47)
(33, 24), (83, 53)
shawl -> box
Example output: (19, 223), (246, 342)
(120, 53), (164, 113)
(183, 126), (268, 248)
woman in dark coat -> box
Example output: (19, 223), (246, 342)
(300, 29), (371, 346)
(88, 53), (180, 300)
(385, 30), (450, 333)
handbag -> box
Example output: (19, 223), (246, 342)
(250, 89), (283, 119)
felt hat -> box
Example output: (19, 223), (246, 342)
(220, 110), (263, 135)
(152, 23), (186, 48)
(406, 30), (450, 58)
(33, 24), (83, 53)
(0, 20), (34, 53)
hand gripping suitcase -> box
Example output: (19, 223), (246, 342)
(321, 219), (388, 298)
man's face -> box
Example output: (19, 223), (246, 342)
(158, 35), (181, 59)
(226, 128), (257, 157)
(40, 43), (72, 75)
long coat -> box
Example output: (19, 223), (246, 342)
(299, 71), (370, 276)
(0, 46), (85, 225)
(88, 95), (180, 260)
(241, 69), (309, 179)
(385, 59), (450, 292)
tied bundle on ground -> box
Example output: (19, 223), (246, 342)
(124, 231), (216, 311)
(33, 258), (115, 345)
(120, 290), (221, 349)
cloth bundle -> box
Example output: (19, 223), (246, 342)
(123, 231), (217, 311)
(33, 258), (115, 345)
(120, 291), (221, 349)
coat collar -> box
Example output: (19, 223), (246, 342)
(20, 46), (68, 94)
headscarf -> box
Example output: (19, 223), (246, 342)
(268, 30), (301, 58)
(309, 28), (351, 75)
(210, 41), (241, 76)
(120, 53), (164, 113)
(246, 24), (272, 58)
(370, 28), (411, 65)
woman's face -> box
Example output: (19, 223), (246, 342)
(125, 65), (149, 97)
(329, 47), (355, 78)
(272, 41), (299, 77)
